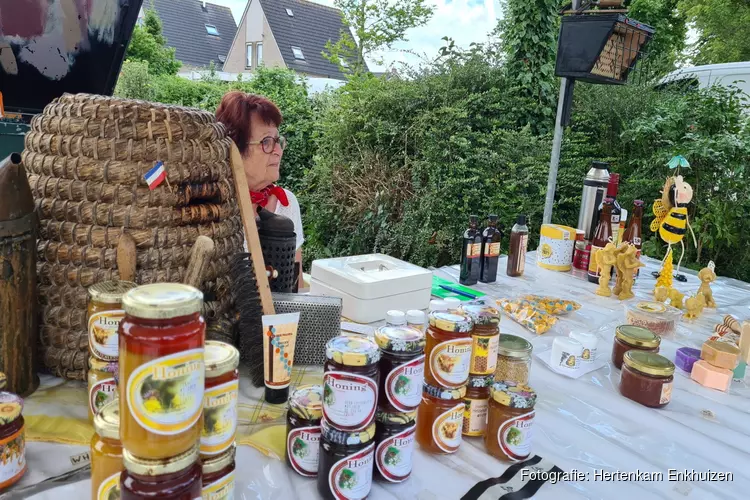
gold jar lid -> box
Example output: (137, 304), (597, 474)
(375, 409), (417, 425)
(288, 385), (323, 421)
(89, 356), (118, 374)
(123, 444), (199, 476)
(94, 399), (120, 441)
(0, 392), (23, 425)
(205, 341), (240, 378)
(460, 303), (500, 327)
(497, 334), (532, 358)
(428, 312), (473, 333)
(490, 381), (537, 409)
(615, 325), (661, 348)
(202, 443), (236, 474)
(88, 280), (137, 304)
(122, 283), (203, 320)
(623, 351), (675, 377)
(325, 335), (380, 366)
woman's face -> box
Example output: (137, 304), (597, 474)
(243, 112), (284, 191)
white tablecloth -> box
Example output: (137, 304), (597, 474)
(14, 253), (750, 500)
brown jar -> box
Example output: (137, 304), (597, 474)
(485, 381), (536, 462)
(120, 444), (202, 499)
(202, 444), (236, 498)
(619, 351), (675, 408)
(286, 385), (323, 478)
(374, 410), (416, 483)
(374, 326), (425, 413)
(611, 325), (661, 369)
(416, 383), (466, 455)
(462, 375), (493, 437)
(460, 303), (501, 376)
(425, 312), (473, 389)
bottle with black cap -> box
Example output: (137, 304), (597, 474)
(507, 215), (529, 277)
(480, 214), (502, 283)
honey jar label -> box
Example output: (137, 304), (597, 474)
(202, 470), (235, 499)
(497, 410), (535, 462)
(429, 338), (472, 388)
(0, 427), (25, 486)
(88, 310), (124, 361)
(322, 371), (378, 431)
(126, 349), (205, 435)
(89, 376), (117, 418)
(201, 380), (239, 456)
(376, 424), (415, 483)
(97, 471), (120, 500)
(328, 442), (375, 499)
(462, 398), (488, 437)
(432, 403), (464, 453)
(287, 425), (321, 477)
(384, 355), (424, 412)
(470, 334), (499, 375)
(660, 382), (673, 405)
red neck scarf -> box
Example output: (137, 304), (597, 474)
(250, 184), (289, 208)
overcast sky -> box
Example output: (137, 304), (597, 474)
(209, 0), (503, 71)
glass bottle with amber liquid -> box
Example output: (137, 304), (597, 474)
(506, 215), (529, 277)
(460, 215), (482, 285)
(597, 174), (621, 245)
(479, 215), (502, 283)
(587, 198), (614, 284)
(622, 200), (644, 278)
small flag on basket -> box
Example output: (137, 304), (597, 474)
(144, 161), (167, 190)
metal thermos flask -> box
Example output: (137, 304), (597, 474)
(577, 161), (610, 240)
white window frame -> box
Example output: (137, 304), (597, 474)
(246, 44), (253, 68)
(286, 8), (294, 17)
(291, 46), (305, 60)
(256, 42), (264, 67)
(205, 24), (219, 36)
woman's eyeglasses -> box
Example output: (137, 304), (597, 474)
(249, 135), (288, 154)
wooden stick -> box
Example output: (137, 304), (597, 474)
(229, 141), (275, 315)
(183, 235), (215, 289)
(116, 233), (137, 282)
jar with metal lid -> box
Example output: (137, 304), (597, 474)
(461, 303), (501, 376)
(486, 381), (536, 462)
(120, 444), (202, 499)
(611, 325), (660, 369)
(417, 383), (466, 454)
(287, 385), (323, 477)
(91, 400), (122, 500)
(375, 326), (425, 414)
(119, 283), (205, 460)
(317, 419), (376, 500)
(202, 443), (236, 499)
(494, 334), (533, 385)
(374, 410), (416, 483)
(88, 356), (118, 423)
(323, 336), (380, 432)
(0, 392), (26, 490)
(425, 312), (473, 389)
(462, 375), (494, 437)
(619, 351), (675, 408)
(202, 341), (240, 457)
(88, 281), (137, 362)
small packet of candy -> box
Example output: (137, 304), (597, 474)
(497, 298), (558, 335)
(518, 294), (581, 315)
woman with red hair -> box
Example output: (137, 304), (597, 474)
(216, 91), (304, 277)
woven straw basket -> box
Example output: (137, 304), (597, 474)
(23, 93), (243, 380)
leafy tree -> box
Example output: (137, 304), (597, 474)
(115, 60), (153, 100)
(126, 8), (182, 76)
(628, 0), (687, 74)
(679, 0), (750, 64)
(323, 0), (434, 74)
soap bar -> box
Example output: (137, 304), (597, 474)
(740, 322), (750, 364)
(701, 340), (740, 370)
(675, 347), (701, 373)
(691, 360), (732, 392)
(733, 361), (746, 380)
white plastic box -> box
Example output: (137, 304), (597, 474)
(310, 254), (432, 324)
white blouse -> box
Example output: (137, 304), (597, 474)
(274, 189), (305, 250)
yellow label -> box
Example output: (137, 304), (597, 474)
(462, 397), (488, 437)
(484, 242), (501, 258)
(201, 380), (239, 456)
(126, 349), (204, 435)
(97, 471), (120, 500)
(202, 470), (235, 500)
(470, 334), (499, 375)
(88, 310), (124, 361)
(588, 245), (603, 274)
(0, 427), (25, 485)
(263, 321), (297, 389)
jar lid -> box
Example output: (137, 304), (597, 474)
(386, 310), (406, 326)
(89, 356), (118, 374)
(497, 334), (533, 358)
(205, 341), (240, 378)
(374, 326), (425, 354)
(325, 335), (381, 366)
(0, 372), (6, 390)
(406, 310), (426, 325)
(288, 385), (323, 421)
(0, 392), (23, 425)
(375, 409), (417, 425)
(468, 375), (495, 388)
(428, 312), (473, 333)
(423, 382), (466, 400)
(123, 443), (199, 476)
(122, 283), (203, 320)
(443, 297), (462, 312)
(429, 300), (448, 312)
(202, 443), (236, 474)
(460, 303), (500, 326)
(490, 381), (537, 409)
(320, 418), (376, 446)
(93, 399), (120, 441)
(633, 301), (668, 314)
(88, 280), (137, 304)
(615, 325), (661, 348)
(623, 351), (675, 377)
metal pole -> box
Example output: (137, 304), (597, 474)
(542, 77), (568, 224)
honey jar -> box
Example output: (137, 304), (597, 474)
(91, 400), (122, 500)
(374, 410), (416, 483)
(88, 356), (118, 423)
(120, 444), (202, 499)
(317, 419), (376, 500)
(611, 325), (660, 369)
(87, 281), (136, 361)
(424, 312), (473, 389)
(619, 351), (675, 408)
(202, 443), (236, 499)
(460, 303), (501, 376)
(416, 383), (466, 455)
(0, 392), (26, 490)
(374, 325), (425, 413)
(286, 385), (323, 478)
(462, 375), (493, 437)
(485, 381), (536, 462)
(202, 341), (240, 457)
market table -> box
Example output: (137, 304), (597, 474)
(11, 252), (750, 500)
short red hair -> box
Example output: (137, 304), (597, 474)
(215, 91), (283, 156)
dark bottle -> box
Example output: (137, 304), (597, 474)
(588, 198), (614, 283)
(506, 215), (529, 277)
(623, 200), (644, 278)
(479, 215), (502, 283)
(597, 173), (621, 245)
(459, 215), (482, 285)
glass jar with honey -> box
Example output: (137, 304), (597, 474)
(88, 357), (118, 423)
(485, 381), (536, 462)
(317, 419), (376, 500)
(202, 443), (236, 499)
(91, 400), (122, 500)
(416, 383), (466, 455)
(425, 312), (473, 389)
(287, 385), (323, 478)
(374, 326), (425, 414)
(374, 410), (416, 483)
(88, 281), (136, 362)
(120, 444), (202, 499)
(119, 283), (205, 460)
(0, 392), (26, 491)
(611, 325), (661, 369)
(460, 303), (500, 376)
(202, 341), (240, 457)
(462, 374), (493, 437)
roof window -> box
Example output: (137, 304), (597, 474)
(291, 46), (305, 60)
(286, 8), (294, 17)
(205, 24), (219, 36)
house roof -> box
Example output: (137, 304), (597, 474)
(258, 0), (365, 79)
(148, 0), (237, 69)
